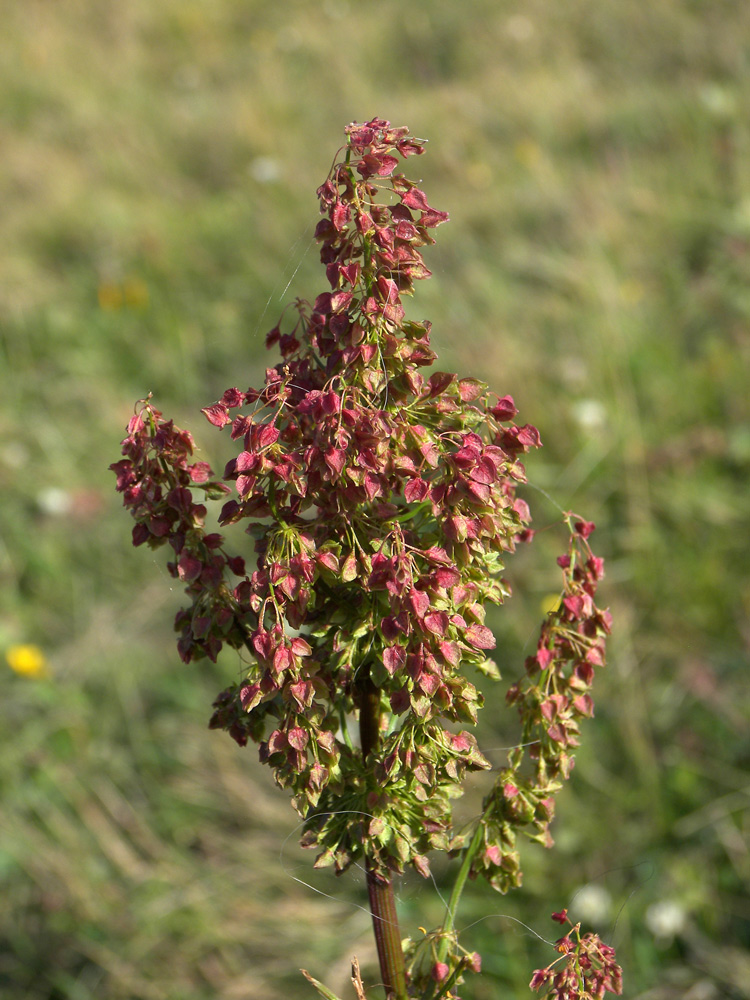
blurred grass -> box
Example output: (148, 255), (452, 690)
(1, 1), (749, 997)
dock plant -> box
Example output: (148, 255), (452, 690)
(112, 118), (621, 1000)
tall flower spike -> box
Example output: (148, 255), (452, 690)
(199, 121), (543, 878)
(113, 119), (542, 876)
(112, 120), (613, 998)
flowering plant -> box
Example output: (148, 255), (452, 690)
(112, 118), (620, 999)
(529, 911), (623, 1000)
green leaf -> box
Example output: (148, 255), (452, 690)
(300, 969), (345, 1000)
(393, 499), (432, 523)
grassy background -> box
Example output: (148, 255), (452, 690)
(2, 1), (749, 997)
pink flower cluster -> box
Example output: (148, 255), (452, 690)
(530, 911), (623, 999)
(111, 404), (248, 665)
(111, 120), (610, 901)
(465, 517), (611, 893)
(199, 120), (541, 876)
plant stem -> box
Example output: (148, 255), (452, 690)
(366, 869), (408, 1000)
(435, 815), (486, 966)
(359, 676), (408, 1000)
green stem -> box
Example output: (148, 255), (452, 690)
(359, 676), (408, 1000)
(435, 814), (487, 966)
(420, 815), (489, 1000)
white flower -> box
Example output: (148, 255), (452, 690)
(249, 157), (280, 184)
(573, 400), (606, 433)
(570, 884), (612, 924)
(645, 900), (686, 940)
(37, 487), (72, 516)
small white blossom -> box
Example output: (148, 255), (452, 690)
(645, 900), (686, 941)
(37, 487), (72, 516)
(249, 157), (280, 184)
(570, 884), (612, 924)
(573, 400), (606, 433)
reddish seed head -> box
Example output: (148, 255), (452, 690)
(431, 962), (450, 983)
(112, 123), (610, 932)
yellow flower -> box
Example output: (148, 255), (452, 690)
(6, 644), (50, 678)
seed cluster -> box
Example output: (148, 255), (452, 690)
(112, 121), (610, 910)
